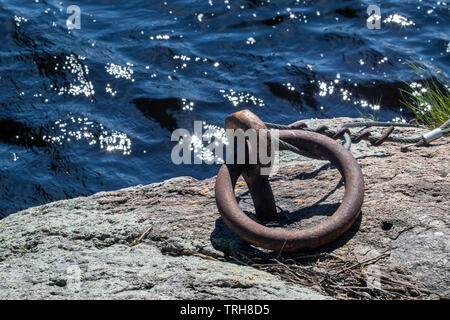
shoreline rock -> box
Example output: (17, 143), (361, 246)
(0, 118), (448, 299)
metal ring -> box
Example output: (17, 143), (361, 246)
(215, 129), (364, 252)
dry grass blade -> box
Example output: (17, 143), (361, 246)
(232, 250), (432, 300)
(129, 225), (153, 246)
(332, 252), (390, 275)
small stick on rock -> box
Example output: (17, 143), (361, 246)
(129, 225), (153, 246)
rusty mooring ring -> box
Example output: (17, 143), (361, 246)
(215, 111), (364, 252)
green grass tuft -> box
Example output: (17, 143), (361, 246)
(400, 60), (450, 129)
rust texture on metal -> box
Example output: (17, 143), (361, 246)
(372, 125), (394, 146)
(287, 122), (396, 147)
(331, 127), (351, 140)
(288, 120), (308, 129)
(215, 110), (365, 252)
(342, 125), (395, 146)
(225, 110), (277, 221)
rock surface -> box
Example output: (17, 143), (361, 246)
(0, 118), (448, 300)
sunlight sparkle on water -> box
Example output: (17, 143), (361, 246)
(44, 117), (132, 155)
(105, 62), (135, 82)
(52, 54), (94, 97)
(220, 89), (265, 107)
(179, 123), (227, 164)
(383, 14), (415, 27)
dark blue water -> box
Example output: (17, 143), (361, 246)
(0, 0), (448, 217)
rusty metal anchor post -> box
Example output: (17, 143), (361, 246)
(215, 110), (365, 252)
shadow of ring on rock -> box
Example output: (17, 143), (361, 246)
(210, 210), (362, 264)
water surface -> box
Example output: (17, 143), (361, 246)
(0, 0), (448, 217)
